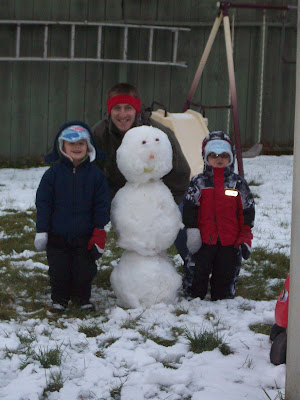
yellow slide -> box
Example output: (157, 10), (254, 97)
(151, 109), (209, 178)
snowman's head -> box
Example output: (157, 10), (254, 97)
(117, 126), (173, 183)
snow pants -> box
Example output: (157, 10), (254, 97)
(186, 242), (240, 300)
(47, 233), (97, 306)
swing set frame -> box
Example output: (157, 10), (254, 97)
(183, 1), (297, 177)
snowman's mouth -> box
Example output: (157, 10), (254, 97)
(144, 167), (154, 173)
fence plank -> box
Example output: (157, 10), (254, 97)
(85, 1), (106, 125)
(135, 0), (158, 108)
(10, 0), (33, 160)
(29, 1), (51, 158)
(0, 22), (14, 159)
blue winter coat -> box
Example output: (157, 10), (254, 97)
(36, 121), (110, 238)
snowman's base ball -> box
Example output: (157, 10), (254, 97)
(110, 251), (182, 308)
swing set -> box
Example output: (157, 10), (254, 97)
(152, 1), (297, 178)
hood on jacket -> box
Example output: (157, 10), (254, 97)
(202, 131), (236, 172)
(45, 120), (107, 164)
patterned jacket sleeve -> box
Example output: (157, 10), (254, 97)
(235, 176), (255, 247)
(182, 175), (201, 228)
(237, 177), (255, 227)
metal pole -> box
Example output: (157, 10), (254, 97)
(285, 2), (300, 398)
(257, 10), (266, 144)
(223, 11), (244, 177)
(218, 1), (296, 11)
(182, 12), (223, 112)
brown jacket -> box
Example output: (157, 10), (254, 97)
(92, 111), (191, 204)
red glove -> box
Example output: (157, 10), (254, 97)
(88, 228), (107, 260)
(234, 225), (253, 249)
(234, 226), (253, 260)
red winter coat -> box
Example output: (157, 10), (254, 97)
(183, 166), (255, 247)
(275, 275), (289, 329)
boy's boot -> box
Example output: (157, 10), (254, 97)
(79, 302), (96, 312)
(50, 301), (68, 313)
(182, 255), (196, 299)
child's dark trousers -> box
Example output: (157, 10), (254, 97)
(190, 242), (239, 300)
(47, 233), (97, 306)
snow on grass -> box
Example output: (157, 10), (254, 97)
(0, 156), (292, 400)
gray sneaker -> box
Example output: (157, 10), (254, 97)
(50, 303), (68, 313)
(79, 302), (95, 312)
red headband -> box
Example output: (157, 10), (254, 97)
(107, 94), (141, 115)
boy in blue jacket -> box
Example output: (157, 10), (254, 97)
(35, 121), (110, 313)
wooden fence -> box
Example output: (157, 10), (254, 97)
(0, 0), (297, 160)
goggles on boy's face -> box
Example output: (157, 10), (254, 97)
(207, 152), (230, 159)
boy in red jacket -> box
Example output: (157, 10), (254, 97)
(183, 131), (255, 300)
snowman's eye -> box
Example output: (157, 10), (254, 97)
(142, 140), (146, 144)
(155, 138), (159, 141)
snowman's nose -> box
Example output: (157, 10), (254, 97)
(149, 154), (155, 159)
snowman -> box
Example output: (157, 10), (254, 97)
(110, 125), (183, 308)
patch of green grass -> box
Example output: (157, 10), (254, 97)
(236, 247), (289, 301)
(103, 337), (119, 348)
(138, 327), (177, 347)
(102, 228), (123, 261)
(0, 306), (17, 321)
(33, 345), (64, 368)
(120, 312), (144, 330)
(95, 349), (105, 358)
(93, 228), (122, 290)
(16, 329), (37, 346)
(0, 260), (50, 315)
(166, 244), (178, 258)
(78, 323), (104, 338)
(42, 370), (64, 398)
(161, 360), (178, 369)
(150, 336), (177, 347)
(242, 355), (255, 369)
(263, 388), (285, 400)
(110, 377), (128, 400)
(173, 307), (189, 317)
(204, 312), (215, 321)
(249, 323), (272, 336)
(93, 267), (113, 290)
(171, 326), (185, 338)
(0, 289), (15, 307)
(0, 209), (36, 254)
(184, 328), (233, 355)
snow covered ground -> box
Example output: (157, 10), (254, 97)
(0, 155), (292, 400)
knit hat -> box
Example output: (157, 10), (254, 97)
(58, 125), (96, 162)
(204, 139), (233, 166)
(106, 94), (141, 115)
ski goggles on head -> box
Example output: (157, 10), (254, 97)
(59, 125), (90, 142)
(207, 152), (231, 159)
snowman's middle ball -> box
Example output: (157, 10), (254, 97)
(117, 126), (173, 184)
